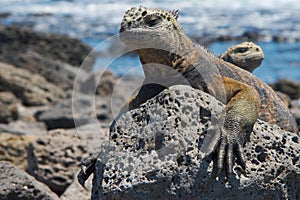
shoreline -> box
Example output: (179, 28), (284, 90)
(0, 24), (299, 199)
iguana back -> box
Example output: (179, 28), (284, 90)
(119, 6), (297, 133)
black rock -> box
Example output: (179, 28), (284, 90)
(0, 161), (59, 200)
(92, 85), (300, 199)
(0, 25), (95, 89)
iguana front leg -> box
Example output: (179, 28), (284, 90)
(128, 82), (167, 110)
(200, 77), (260, 180)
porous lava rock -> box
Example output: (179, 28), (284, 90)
(91, 85), (300, 199)
(0, 161), (59, 200)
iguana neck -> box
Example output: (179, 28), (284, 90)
(137, 32), (196, 78)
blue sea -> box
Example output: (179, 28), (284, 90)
(1, 0), (300, 83)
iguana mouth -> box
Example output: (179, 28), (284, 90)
(245, 52), (264, 60)
(119, 28), (169, 49)
(120, 29), (157, 41)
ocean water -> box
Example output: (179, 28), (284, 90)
(0, 0), (299, 83)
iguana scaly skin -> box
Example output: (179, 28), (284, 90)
(221, 43), (294, 108)
(119, 6), (298, 178)
(220, 41), (264, 72)
(77, 6), (297, 186)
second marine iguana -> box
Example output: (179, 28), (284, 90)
(220, 41), (264, 72)
(78, 6), (297, 186)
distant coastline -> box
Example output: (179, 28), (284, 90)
(0, 0), (299, 83)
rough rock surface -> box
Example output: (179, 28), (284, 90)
(0, 133), (36, 170)
(270, 79), (300, 100)
(0, 161), (59, 200)
(0, 24), (94, 90)
(37, 94), (113, 129)
(0, 62), (66, 106)
(91, 85), (300, 200)
(0, 120), (47, 136)
(61, 171), (93, 200)
(0, 24), (95, 71)
(0, 91), (19, 123)
(17, 50), (86, 90)
(80, 69), (118, 96)
(0, 102), (16, 123)
(67, 123), (110, 154)
(276, 91), (292, 108)
(291, 98), (300, 130)
(27, 129), (89, 196)
(17, 103), (49, 122)
(79, 69), (143, 115)
(0, 103), (48, 136)
(0, 91), (20, 105)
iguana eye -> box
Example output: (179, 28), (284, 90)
(235, 47), (248, 53)
(145, 15), (162, 27)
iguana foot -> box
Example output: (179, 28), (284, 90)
(77, 154), (97, 188)
(199, 78), (258, 182)
(200, 123), (248, 183)
(216, 126), (247, 180)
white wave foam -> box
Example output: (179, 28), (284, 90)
(6, 1), (298, 40)
(0, 0), (299, 82)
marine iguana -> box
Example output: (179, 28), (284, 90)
(119, 4), (297, 174)
(221, 43), (294, 108)
(220, 41), (264, 72)
(78, 6), (297, 186)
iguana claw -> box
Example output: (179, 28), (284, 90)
(77, 154), (97, 188)
(216, 127), (247, 180)
(200, 117), (249, 182)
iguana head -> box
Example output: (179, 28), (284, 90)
(119, 6), (195, 80)
(119, 6), (184, 51)
(221, 42), (264, 72)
